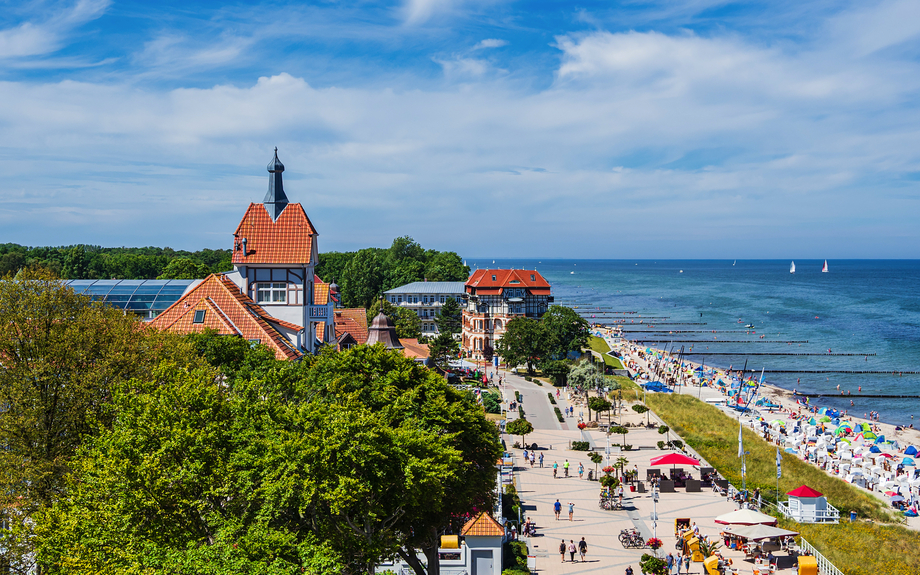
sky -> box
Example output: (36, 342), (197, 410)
(1, 0), (920, 259)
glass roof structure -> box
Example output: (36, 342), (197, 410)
(65, 279), (200, 317)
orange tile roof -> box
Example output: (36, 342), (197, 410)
(466, 269), (550, 292)
(232, 203), (317, 265)
(314, 282), (330, 305)
(460, 512), (504, 537)
(400, 338), (430, 360)
(336, 308), (368, 343)
(148, 274), (302, 360)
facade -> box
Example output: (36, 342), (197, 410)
(66, 279), (201, 319)
(384, 281), (466, 336)
(461, 269), (552, 361)
(149, 149), (335, 358)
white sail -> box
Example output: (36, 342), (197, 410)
(790, 261), (796, 274)
(822, 260), (828, 273)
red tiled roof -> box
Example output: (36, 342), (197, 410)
(314, 282), (330, 305)
(460, 512), (504, 537)
(336, 308), (368, 344)
(232, 203), (317, 265)
(466, 269), (550, 292)
(148, 274), (302, 360)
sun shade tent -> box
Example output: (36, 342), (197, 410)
(714, 509), (778, 525)
(723, 524), (799, 541)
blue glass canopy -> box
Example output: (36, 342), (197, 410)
(65, 279), (199, 317)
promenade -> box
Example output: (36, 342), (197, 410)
(499, 371), (798, 574)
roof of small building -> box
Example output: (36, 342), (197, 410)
(466, 269), (550, 292)
(148, 274), (302, 360)
(460, 512), (504, 537)
(400, 338), (430, 360)
(787, 485), (824, 498)
(384, 281), (467, 295)
(366, 311), (403, 349)
(232, 202), (317, 265)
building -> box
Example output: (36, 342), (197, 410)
(383, 281), (466, 336)
(66, 279), (201, 319)
(461, 269), (552, 361)
(148, 149), (335, 358)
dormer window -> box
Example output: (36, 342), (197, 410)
(256, 282), (287, 304)
(492, 275), (496, 281)
(531, 274), (535, 281)
(193, 309), (206, 323)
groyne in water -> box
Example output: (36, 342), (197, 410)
(680, 352), (876, 357)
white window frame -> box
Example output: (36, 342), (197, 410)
(255, 282), (288, 304)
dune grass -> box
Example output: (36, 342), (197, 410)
(644, 394), (896, 522)
(645, 393), (919, 575)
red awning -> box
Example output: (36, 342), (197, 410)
(786, 485), (823, 498)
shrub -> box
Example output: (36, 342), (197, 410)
(657, 440), (666, 450)
(482, 391), (502, 414)
(554, 407), (564, 422)
(670, 440), (683, 450)
(571, 441), (590, 451)
(600, 475), (620, 489)
(524, 376), (532, 382)
(640, 554), (668, 575)
(548, 392), (557, 405)
(515, 390), (521, 401)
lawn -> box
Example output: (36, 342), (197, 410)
(645, 393), (919, 575)
(587, 335), (625, 370)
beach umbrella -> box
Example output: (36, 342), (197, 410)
(878, 453), (894, 458)
(885, 491), (899, 496)
(650, 453), (701, 467)
(714, 509), (778, 526)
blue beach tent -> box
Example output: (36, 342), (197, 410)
(869, 445), (881, 453)
(875, 435), (886, 444)
(906, 446), (918, 456)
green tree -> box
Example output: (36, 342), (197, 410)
(632, 403), (650, 425)
(494, 317), (547, 375)
(505, 417), (534, 447)
(424, 251), (469, 282)
(615, 456), (630, 480)
(0, 268), (197, 574)
(541, 360), (570, 386)
(658, 425), (670, 446)
(157, 256), (212, 279)
(316, 251), (355, 285)
(387, 235), (425, 264)
(588, 397), (611, 422)
(542, 305), (590, 358)
(609, 425), (629, 449)
(434, 296), (462, 335)
(61, 245), (90, 279)
(568, 360), (601, 392)
(428, 331), (460, 372)
(341, 248), (385, 308)
(367, 298), (422, 340)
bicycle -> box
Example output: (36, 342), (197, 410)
(618, 528), (647, 549)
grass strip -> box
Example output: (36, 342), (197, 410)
(587, 336), (625, 370)
(646, 393), (919, 575)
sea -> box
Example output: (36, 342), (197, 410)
(474, 259), (920, 426)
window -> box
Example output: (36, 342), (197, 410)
(256, 282), (287, 304)
(397, 296), (402, 303)
(492, 275), (496, 281)
(193, 309), (206, 323)
(531, 274), (536, 281)
(440, 296), (445, 303)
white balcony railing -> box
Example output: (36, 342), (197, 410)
(777, 501), (840, 523)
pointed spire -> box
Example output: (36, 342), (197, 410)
(263, 147), (289, 221)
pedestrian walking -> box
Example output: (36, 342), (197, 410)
(554, 499), (561, 520)
(523, 448), (528, 461)
(553, 461), (558, 478)
(667, 553), (674, 574)
(559, 540), (566, 563)
(539, 453), (544, 468)
(578, 462), (584, 479)
(676, 553), (683, 575)
(568, 501), (575, 521)
(568, 540), (576, 562)
(564, 459), (570, 477)
(578, 537), (588, 562)
(530, 452), (535, 467)
(625, 567), (634, 575)
(684, 554), (690, 574)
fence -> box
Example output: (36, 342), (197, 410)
(797, 537), (845, 575)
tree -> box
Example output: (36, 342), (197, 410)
(62, 245), (90, 279)
(632, 404), (650, 426)
(615, 456), (630, 480)
(588, 397), (611, 422)
(494, 317), (547, 375)
(658, 425), (670, 447)
(609, 425), (629, 449)
(568, 360), (601, 393)
(367, 298), (422, 340)
(428, 331), (459, 372)
(0, 268), (198, 574)
(424, 251), (469, 282)
(157, 256), (211, 279)
(505, 417), (534, 448)
(542, 305), (590, 358)
(434, 296), (462, 335)
(316, 251), (355, 285)
(341, 248), (385, 308)
(589, 452), (603, 478)
(541, 360), (570, 386)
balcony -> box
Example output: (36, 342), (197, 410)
(776, 501), (839, 523)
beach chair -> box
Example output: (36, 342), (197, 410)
(659, 480), (675, 493)
(685, 479), (701, 492)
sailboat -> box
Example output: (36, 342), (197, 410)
(822, 260), (828, 273)
(733, 260), (736, 266)
(790, 261), (796, 274)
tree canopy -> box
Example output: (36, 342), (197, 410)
(434, 296), (462, 335)
(366, 298), (422, 340)
(541, 305), (590, 358)
(494, 317), (547, 375)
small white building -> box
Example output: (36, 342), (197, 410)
(384, 281), (466, 336)
(777, 485), (840, 523)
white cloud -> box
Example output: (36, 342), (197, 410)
(403, 0), (453, 25)
(0, 0), (109, 59)
(474, 38), (508, 49)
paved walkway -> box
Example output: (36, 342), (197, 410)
(496, 371), (799, 575)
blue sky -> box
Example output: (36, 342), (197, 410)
(2, 0), (919, 258)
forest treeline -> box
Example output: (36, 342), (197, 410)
(1, 237), (470, 304)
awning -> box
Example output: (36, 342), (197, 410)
(714, 509), (777, 525)
(724, 524), (798, 541)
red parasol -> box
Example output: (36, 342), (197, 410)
(650, 453), (701, 467)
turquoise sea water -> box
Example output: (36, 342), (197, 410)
(478, 259), (920, 426)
